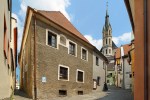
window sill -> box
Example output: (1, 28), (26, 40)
(58, 79), (69, 81)
(69, 53), (77, 57)
(76, 81), (84, 83)
(46, 44), (58, 50)
(81, 58), (88, 62)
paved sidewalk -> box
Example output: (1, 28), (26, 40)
(97, 86), (133, 100)
(14, 86), (133, 100)
(14, 90), (32, 100)
(51, 87), (133, 100)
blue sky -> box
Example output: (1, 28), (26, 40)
(12, 0), (132, 80)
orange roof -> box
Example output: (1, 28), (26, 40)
(115, 44), (131, 58)
(37, 10), (90, 43)
(122, 44), (131, 55)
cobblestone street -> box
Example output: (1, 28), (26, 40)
(14, 86), (133, 100)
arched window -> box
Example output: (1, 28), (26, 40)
(109, 38), (111, 45)
(109, 30), (111, 35)
(106, 49), (107, 54)
(106, 38), (107, 45)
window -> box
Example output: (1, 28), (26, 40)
(97, 76), (100, 86)
(106, 38), (107, 44)
(76, 69), (84, 83)
(129, 74), (132, 78)
(109, 38), (111, 45)
(47, 31), (57, 48)
(69, 41), (76, 56)
(59, 90), (67, 96)
(109, 49), (111, 54)
(81, 48), (88, 60)
(96, 57), (99, 66)
(109, 73), (112, 77)
(107, 80), (109, 83)
(58, 65), (69, 81)
(78, 91), (83, 95)
(4, 15), (7, 59)
(106, 49), (107, 54)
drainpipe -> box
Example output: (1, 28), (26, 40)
(144, 0), (148, 99)
(34, 14), (37, 100)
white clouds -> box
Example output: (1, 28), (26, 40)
(112, 32), (131, 45)
(84, 32), (131, 50)
(16, 0), (71, 52)
(84, 35), (102, 50)
(19, 0), (71, 21)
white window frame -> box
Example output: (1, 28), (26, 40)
(58, 64), (69, 81)
(46, 29), (59, 49)
(81, 47), (88, 61)
(76, 69), (84, 83)
(68, 40), (77, 57)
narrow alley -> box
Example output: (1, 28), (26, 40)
(14, 86), (133, 100)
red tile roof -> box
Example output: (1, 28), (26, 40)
(37, 10), (90, 43)
(115, 44), (131, 58)
(123, 44), (131, 55)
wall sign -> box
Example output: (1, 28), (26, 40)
(42, 77), (46, 83)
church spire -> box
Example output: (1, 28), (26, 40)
(102, 1), (113, 57)
(106, 1), (108, 17)
(105, 1), (111, 31)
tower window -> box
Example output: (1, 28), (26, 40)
(109, 30), (111, 35)
(106, 49), (107, 54)
(106, 39), (107, 45)
(109, 49), (111, 54)
(109, 38), (111, 45)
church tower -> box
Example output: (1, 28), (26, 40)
(102, 3), (113, 57)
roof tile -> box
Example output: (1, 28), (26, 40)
(37, 10), (90, 43)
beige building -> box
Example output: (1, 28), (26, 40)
(115, 44), (132, 89)
(0, 0), (18, 99)
(18, 6), (106, 99)
(93, 48), (108, 91)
